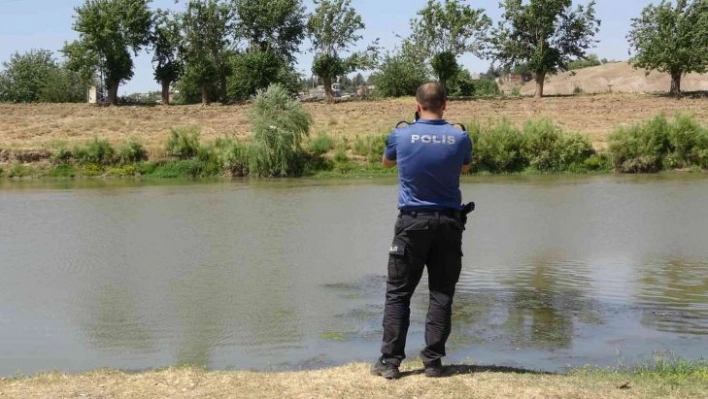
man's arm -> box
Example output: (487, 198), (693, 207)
(461, 133), (472, 174)
(382, 155), (397, 168)
(382, 132), (397, 168)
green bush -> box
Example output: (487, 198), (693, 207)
(469, 120), (527, 173)
(333, 147), (348, 163)
(52, 146), (73, 165)
(48, 165), (76, 178)
(352, 134), (387, 164)
(8, 164), (31, 178)
(145, 160), (220, 179)
(608, 115), (671, 173)
(219, 140), (250, 177)
(0, 166), (4, 176)
(166, 127), (201, 159)
(665, 114), (708, 169)
(119, 138), (148, 164)
(308, 133), (335, 156)
(249, 83), (312, 177)
(73, 139), (116, 166)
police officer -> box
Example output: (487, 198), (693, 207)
(370, 82), (472, 379)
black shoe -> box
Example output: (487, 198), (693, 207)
(370, 357), (401, 379)
(424, 359), (444, 378)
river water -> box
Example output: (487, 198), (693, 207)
(1, 174), (707, 376)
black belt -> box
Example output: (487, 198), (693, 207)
(399, 208), (461, 218)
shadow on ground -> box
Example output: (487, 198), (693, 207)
(399, 364), (555, 379)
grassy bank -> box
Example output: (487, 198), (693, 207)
(1, 113), (707, 180)
(1, 360), (706, 399)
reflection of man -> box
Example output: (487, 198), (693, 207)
(371, 82), (472, 379)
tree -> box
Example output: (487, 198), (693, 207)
(372, 49), (429, 98)
(0, 49), (87, 103)
(233, 0), (306, 62)
(181, 0), (234, 105)
(627, 0), (708, 97)
(490, 0), (600, 98)
(152, 9), (184, 105)
(63, 0), (152, 105)
(409, 0), (491, 93)
(0, 50), (59, 103)
(228, 48), (289, 100)
(307, 0), (378, 102)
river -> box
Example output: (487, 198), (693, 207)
(1, 174), (707, 376)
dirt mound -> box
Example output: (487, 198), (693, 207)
(509, 62), (708, 96)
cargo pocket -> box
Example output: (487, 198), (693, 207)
(387, 238), (406, 281)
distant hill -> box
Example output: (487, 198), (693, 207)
(500, 62), (708, 96)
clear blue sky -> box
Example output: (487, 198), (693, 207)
(0, 0), (653, 94)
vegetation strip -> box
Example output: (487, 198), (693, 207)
(0, 360), (706, 399)
(1, 110), (707, 180)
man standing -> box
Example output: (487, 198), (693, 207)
(371, 82), (472, 379)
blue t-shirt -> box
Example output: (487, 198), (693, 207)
(385, 119), (472, 211)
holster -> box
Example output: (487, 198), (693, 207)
(460, 202), (475, 225)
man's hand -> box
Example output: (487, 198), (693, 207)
(382, 155), (397, 168)
(461, 164), (470, 174)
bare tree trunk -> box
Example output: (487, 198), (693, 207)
(324, 75), (333, 103)
(200, 85), (210, 106)
(107, 82), (119, 106)
(161, 80), (171, 105)
(534, 72), (546, 98)
(440, 78), (448, 97)
(670, 73), (682, 98)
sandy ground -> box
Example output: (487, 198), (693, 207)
(511, 62), (708, 96)
(1, 93), (707, 155)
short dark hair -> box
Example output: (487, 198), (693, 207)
(416, 82), (446, 112)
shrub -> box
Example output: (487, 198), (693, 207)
(308, 133), (334, 156)
(665, 114), (708, 169)
(222, 144), (250, 177)
(8, 164), (31, 178)
(73, 139), (116, 166)
(0, 166), (4, 176)
(52, 146), (73, 165)
(470, 120), (527, 173)
(333, 147), (348, 163)
(522, 119), (565, 172)
(608, 115), (671, 173)
(249, 84), (312, 177)
(119, 138), (148, 164)
(352, 134), (388, 164)
(166, 127), (201, 159)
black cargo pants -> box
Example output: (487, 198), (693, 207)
(380, 209), (464, 366)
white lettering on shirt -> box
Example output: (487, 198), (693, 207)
(410, 135), (457, 145)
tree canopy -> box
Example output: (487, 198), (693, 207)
(307, 0), (378, 101)
(63, 0), (153, 105)
(490, 0), (600, 97)
(627, 0), (708, 97)
(409, 0), (491, 92)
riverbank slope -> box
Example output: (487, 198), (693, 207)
(1, 363), (707, 399)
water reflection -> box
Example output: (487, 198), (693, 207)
(636, 259), (708, 335)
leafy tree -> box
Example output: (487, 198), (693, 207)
(490, 0), (600, 98)
(228, 48), (288, 100)
(409, 0), (491, 93)
(372, 49), (429, 98)
(0, 50), (59, 102)
(152, 9), (184, 105)
(307, 0), (378, 102)
(233, 0), (306, 62)
(62, 0), (152, 105)
(0, 49), (87, 103)
(627, 0), (708, 97)
(182, 0), (234, 105)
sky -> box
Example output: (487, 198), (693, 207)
(0, 0), (654, 95)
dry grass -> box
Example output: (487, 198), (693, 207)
(0, 363), (705, 399)
(1, 93), (708, 156)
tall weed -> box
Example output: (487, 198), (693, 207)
(166, 126), (201, 160)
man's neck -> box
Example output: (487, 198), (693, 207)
(418, 111), (444, 120)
